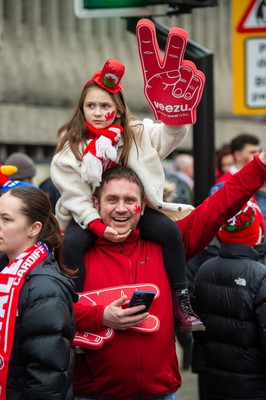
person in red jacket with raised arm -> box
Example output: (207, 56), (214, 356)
(73, 144), (266, 400)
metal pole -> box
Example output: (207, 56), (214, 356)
(185, 39), (215, 205)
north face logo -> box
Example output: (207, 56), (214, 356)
(234, 278), (246, 286)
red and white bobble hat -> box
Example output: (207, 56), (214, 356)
(217, 200), (265, 246)
(84, 58), (125, 94)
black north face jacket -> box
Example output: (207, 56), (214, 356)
(193, 243), (266, 400)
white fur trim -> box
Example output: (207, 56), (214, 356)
(81, 152), (103, 187)
(96, 136), (117, 161)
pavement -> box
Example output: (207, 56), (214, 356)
(178, 368), (199, 400)
(176, 343), (199, 400)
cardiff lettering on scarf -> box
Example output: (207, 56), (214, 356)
(0, 242), (50, 400)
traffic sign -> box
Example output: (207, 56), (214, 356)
(237, 0), (266, 33)
(245, 37), (266, 107)
(232, 0), (266, 114)
(73, 0), (153, 18)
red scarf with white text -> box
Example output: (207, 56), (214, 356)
(0, 242), (50, 400)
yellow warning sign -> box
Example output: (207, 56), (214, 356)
(232, 0), (266, 114)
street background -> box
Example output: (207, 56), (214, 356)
(1, 0), (265, 173)
(176, 343), (199, 400)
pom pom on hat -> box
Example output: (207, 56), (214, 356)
(84, 58), (125, 94)
(217, 201), (265, 246)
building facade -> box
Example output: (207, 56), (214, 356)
(0, 0), (265, 173)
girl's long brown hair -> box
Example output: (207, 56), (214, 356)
(56, 83), (142, 165)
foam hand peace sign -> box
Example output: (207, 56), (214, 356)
(136, 19), (205, 125)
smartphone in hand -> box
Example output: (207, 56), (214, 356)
(127, 290), (155, 315)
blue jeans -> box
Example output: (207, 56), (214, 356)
(74, 394), (177, 400)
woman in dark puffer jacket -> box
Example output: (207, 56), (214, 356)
(0, 186), (78, 400)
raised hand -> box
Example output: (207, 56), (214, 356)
(136, 19), (205, 125)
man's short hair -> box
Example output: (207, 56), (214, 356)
(230, 134), (260, 153)
(94, 166), (145, 200)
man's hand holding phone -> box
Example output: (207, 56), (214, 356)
(103, 291), (155, 331)
(127, 290), (155, 315)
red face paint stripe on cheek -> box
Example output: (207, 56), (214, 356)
(134, 205), (141, 214)
(105, 111), (115, 121)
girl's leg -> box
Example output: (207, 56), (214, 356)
(139, 208), (187, 289)
(63, 218), (97, 292)
(138, 208), (205, 333)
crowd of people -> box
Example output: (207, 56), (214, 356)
(1, 19), (266, 400)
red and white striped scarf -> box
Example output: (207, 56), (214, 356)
(0, 242), (50, 400)
(81, 120), (123, 188)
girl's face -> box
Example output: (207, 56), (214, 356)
(83, 86), (120, 129)
(0, 192), (39, 261)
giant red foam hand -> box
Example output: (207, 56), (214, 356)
(136, 19), (205, 125)
(74, 284), (160, 350)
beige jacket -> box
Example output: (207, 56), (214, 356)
(51, 118), (193, 230)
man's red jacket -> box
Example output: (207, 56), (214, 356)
(179, 155), (266, 261)
(74, 155), (266, 399)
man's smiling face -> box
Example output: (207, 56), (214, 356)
(93, 178), (146, 235)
